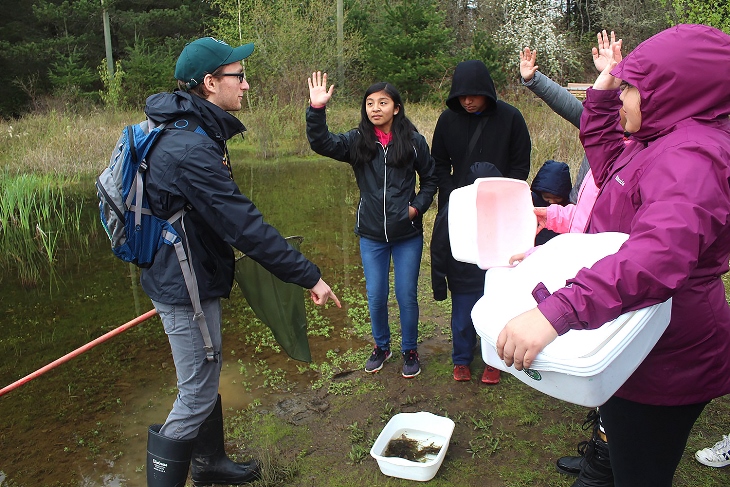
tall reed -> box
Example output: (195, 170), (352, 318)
(0, 172), (87, 287)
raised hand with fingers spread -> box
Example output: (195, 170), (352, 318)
(519, 47), (539, 82)
(592, 30), (623, 91)
(307, 71), (334, 108)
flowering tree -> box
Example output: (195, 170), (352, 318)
(494, 0), (576, 83)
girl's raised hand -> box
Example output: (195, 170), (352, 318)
(308, 71), (334, 107)
(592, 42), (623, 91)
(592, 30), (622, 73)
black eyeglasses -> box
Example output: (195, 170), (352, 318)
(217, 72), (245, 83)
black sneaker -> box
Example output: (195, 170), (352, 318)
(365, 346), (392, 373)
(402, 350), (420, 378)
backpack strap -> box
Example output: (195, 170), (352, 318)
(128, 123), (168, 230)
(174, 212), (217, 363)
(170, 210), (220, 363)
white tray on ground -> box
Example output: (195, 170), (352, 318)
(370, 412), (455, 481)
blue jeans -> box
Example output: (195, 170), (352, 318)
(152, 298), (222, 440)
(359, 234), (423, 353)
(451, 291), (482, 365)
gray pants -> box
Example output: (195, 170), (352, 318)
(152, 298), (223, 440)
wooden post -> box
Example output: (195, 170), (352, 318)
(337, 0), (344, 87)
(102, 0), (114, 76)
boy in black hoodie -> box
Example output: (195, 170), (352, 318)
(432, 60), (531, 211)
(431, 162), (504, 384)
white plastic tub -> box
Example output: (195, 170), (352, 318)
(471, 232), (672, 407)
(370, 412), (455, 481)
(448, 177), (536, 269)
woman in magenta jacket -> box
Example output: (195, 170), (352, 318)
(497, 25), (730, 486)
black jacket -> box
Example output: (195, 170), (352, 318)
(430, 162), (503, 300)
(432, 60), (531, 210)
(140, 91), (321, 304)
(306, 106), (438, 242)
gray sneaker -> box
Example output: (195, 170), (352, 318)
(365, 347), (392, 373)
(402, 350), (420, 378)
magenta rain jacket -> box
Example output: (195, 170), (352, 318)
(538, 24), (730, 406)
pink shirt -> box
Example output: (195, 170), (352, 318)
(374, 127), (392, 147)
(546, 170), (598, 234)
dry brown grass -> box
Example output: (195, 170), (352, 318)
(0, 109), (141, 177)
(0, 95), (584, 184)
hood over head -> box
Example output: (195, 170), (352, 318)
(446, 60), (498, 114)
(611, 24), (730, 142)
(530, 160), (572, 202)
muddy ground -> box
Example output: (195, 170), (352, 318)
(231, 297), (730, 487)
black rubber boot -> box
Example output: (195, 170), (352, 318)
(190, 394), (261, 486)
(556, 454), (582, 476)
(572, 437), (613, 487)
(557, 409), (601, 476)
(147, 424), (194, 487)
(557, 408), (614, 486)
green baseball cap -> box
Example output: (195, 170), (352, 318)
(175, 37), (254, 89)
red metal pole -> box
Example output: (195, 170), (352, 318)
(0, 308), (158, 398)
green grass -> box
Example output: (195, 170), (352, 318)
(0, 171), (88, 287)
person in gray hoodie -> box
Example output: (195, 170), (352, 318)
(431, 60), (531, 211)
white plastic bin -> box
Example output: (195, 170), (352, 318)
(448, 177), (536, 269)
(471, 232), (672, 407)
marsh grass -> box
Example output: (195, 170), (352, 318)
(0, 172), (88, 287)
(0, 91), (585, 180)
(0, 109), (137, 177)
(226, 409), (306, 487)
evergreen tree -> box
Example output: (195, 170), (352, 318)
(362, 0), (454, 102)
(0, 0), (213, 116)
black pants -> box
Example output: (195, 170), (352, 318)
(600, 395), (709, 487)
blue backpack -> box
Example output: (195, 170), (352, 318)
(96, 119), (217, 362)
(96, 121), (182, 267)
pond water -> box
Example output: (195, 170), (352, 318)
(0, 158), (369, 486)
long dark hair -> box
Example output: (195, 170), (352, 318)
(351, 82), (417, 169)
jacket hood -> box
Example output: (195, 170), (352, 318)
(530, 160), (572, 202)
(612, 24), (730, 142)
(467, 161), (503, 184)
(144, 90), (246, 142)
(446, 60), (498, 114)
